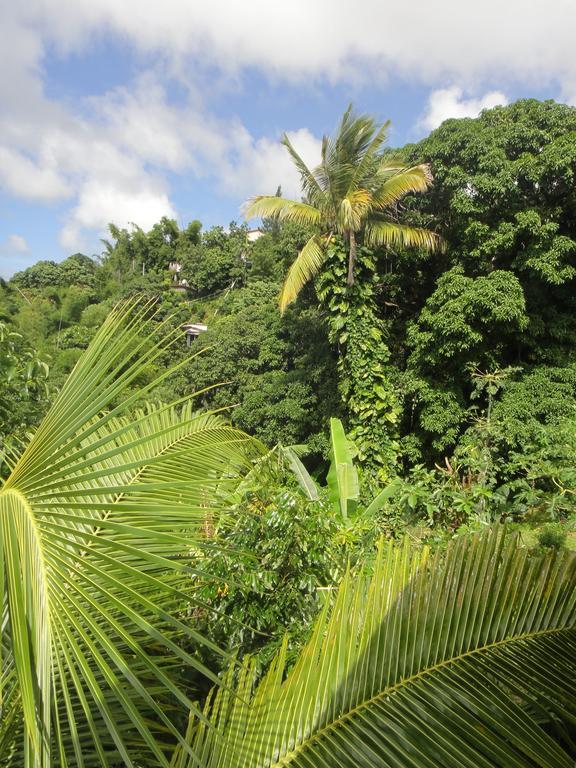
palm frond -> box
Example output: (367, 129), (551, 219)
(0, 299), (262, 767)
(365, 221), (443, 252)
(242, 197), (321, 227)
(372, 164), (434, 210)
(347, 120), (391, 194)
(340, 190), (372, 231)
(279, 235), (327, 313)
(336, 106), (379, 168)
(0, 644), (24, 767)
(281, 135), (323, 200)
(181, 530), (576, 767)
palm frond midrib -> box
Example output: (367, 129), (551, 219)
(267, 624), (574, 768)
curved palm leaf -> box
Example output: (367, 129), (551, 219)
(281, 134), (324, 200)
(372, 164), (434, 209)
(242, 197), (321, 227)
(279, 234), (328, 314)
(365, 221), (443, 252)
(181, 530), (576, 767)
(347, 119), (391, 193)
(0, 298), (263, 767)
(0, 639), (23, 766)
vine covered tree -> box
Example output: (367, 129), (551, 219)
(245, 106), (441, 484)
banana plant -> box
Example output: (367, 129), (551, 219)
(326, 417), (359, 519)
(178, 529), (576, 767)
(286, 418), (398, 519)
(0, 298), (262, 768)
(277, 418), (359, 516)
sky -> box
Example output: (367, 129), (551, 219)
(0, 0), (574, 277)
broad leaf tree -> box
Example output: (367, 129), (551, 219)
(403, 99), (576, 459)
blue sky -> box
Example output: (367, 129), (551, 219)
(0, 1), (573, 277)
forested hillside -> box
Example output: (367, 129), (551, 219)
(1, 99), (576, 766)
(4, 100), (576, 523)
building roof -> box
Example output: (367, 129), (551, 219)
(183, 322), (208, 336)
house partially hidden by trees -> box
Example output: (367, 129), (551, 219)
(168, 260), (189, 291)
(183, 321), (208, 346)
(246, 228), (263, 243)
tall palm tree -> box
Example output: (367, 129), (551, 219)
(179, 529), (576, 767)
(244, 106), (442, 312)
(0, 298), (261, 767)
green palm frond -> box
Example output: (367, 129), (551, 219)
(0, 644), (23, 766)
(347, 120), (391, 193)
(365, 221), (443, 252)
(340, 191), (371, 230)
(279, 234), (328, 313)
(372, 164), (434, 209)
(181, 530), (576, 768)
(0, 298), (262, 767)
(281, 135), (323, 200)
(242, 197), (321, 227)
(335, 106), (379, 168)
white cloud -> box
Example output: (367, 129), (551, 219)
(220, 127), (321, 201)
(0, 146), (71, 202)
(18, 0), (576, 88)
(0, 1), (573, 252)
(89, 77), (197, 172)
(0, 235), (29, 254)
(60, 180), (177, 252)
(420, 87), (509, 132)
(0, 39), (321, 247)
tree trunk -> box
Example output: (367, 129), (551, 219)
(347, 230), (356, 286)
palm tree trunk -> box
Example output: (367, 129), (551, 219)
(347, 230), (356, 285)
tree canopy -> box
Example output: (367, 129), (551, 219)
(245, 105), (441, 312)
(2, 99), (576, 767)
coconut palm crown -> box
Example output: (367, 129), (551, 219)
(244, 105), (442, 313)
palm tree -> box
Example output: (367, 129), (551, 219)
(0, 298), (261, 767)
(179, 529), (576, 767)
(244, 106), (442, 312)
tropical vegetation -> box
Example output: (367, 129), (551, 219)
(185, 530), (576, 768)
(244, 105), (441, 311)
(1, 99), (576, 766)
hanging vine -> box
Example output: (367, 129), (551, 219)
(317, 240), (400, 488)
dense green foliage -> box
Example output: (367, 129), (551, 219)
(0, 322), (50, 472)
(5, 99), (576, 528)
(4, 99), (576, 532)
(402, 99), (576, 458)
(186, 530), (576, 768)
(183, 281), (338, 448)
(2, 99), (576, 766)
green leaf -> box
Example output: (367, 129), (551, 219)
(282, 447), (320, 501)
(363, 477), (402, 516)
(326, 418), (359, 519)
(0, 298), (262, 767)
(184, 529), (576, 767)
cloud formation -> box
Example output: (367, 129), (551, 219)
(0, 235), (29, 254)
(420, 87), (509, 131)
(25, 0), (576, 88)
(0, 1), (572, 252)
